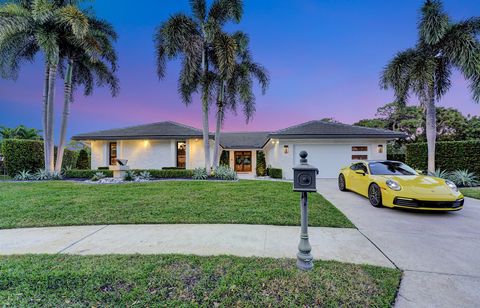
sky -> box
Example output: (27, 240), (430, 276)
(1, 0), (479, 142)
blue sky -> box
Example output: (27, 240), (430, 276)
(0, 0), (479, 141)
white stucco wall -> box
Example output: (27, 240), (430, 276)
(91, 141), (108, 169)
(264, 139), (388, 179)
(120, 140), (174, 169)
(186, 138), (215, 169)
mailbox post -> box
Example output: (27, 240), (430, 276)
(293, 151), (319, 271)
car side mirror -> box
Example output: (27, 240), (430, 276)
(355, 170), (366, 176)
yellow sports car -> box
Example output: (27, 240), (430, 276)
(338, 160), (464, 211)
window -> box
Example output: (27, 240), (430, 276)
(369, 161), (417, 176)
(177, 141), (186, 169)
(350, 163), (368, 173)
(352, 146), (368, 151)
(109, 142), (117, 165)
(352, 155), (368, 160)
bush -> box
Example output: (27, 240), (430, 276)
(137, 170), (152, 180)
(213, 166), (237, 180)
(268, 168), (283, 179)
(124, 170), (136, 181)
(76, 149), (90, 169)
(256, 151), (266, 176)
(406, 140), (480, 175)
(91, 172), (106, 182)
(97, 167), (109, 170)
(449, 170), (479, 187)
(192, 168), (208, 180)
(219, 150), (230, 166)
(65, 169), (113, 179)
(1, 139), (78, 176)
(387, 153), (405, 163)
(162, 167), (184, 170)
(14, 170), (33, 181)
(131, 169), (193, 179)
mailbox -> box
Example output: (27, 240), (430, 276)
(293, 151), (319, 192)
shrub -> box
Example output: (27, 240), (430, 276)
(449, 170), (479, 187)
(387, 153), (406, 163)
(137, 170), (152, 180)
(406, 140), (480, 175)
(162, 167), (183, 170)
(213, 166), (238, 181)
(219, 150), (230, 166)
(192, 168), (208, 180)
(65, 169), (113, 179)
(97, 167), (109, 170)
(14, 170), (33, 181)
(131, 169), (193, 179)
(2, 139), (44, 176)
(91, 172), (106, 182)
(124, 170), (136, 181)
(269, 168), (283, 179)
(256, 151), (266, 176)
(430, 168), (451, 179)
(76, 149), (90, 169)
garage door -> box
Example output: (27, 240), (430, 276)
(293, 144), (352, 178)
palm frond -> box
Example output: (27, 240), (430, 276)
(419, 0), (449, 45)
(208, 0), (243, 25)
(190, 0), (205, 22)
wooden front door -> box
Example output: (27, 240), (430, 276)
(234, 151), (252, 172)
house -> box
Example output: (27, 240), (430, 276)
(72, 120), (405, 179)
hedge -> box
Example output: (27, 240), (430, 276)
(268, 168), (283, 179)
(256, 151), (266, 176)
(387, 153), (406, 163)
(406, 140), (480, 175)
(64, 169), (194, 179)
(76, 149), (90, 169)
(1, 139), (78, 176)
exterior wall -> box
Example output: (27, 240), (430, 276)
(91, 141), (108, 169)
(185, 138), (215, 169)
(264, 139), (388, 179)
(120, 140), (174, 169)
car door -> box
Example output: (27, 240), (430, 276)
(355, 163), (370, 196)
(349, 163), (369, 196)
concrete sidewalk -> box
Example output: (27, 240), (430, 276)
(0, 224), (394, 268)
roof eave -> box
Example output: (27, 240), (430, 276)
(268, 134), (406, 139)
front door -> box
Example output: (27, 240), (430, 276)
(234, 151), (252, 172)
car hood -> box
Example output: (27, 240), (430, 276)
(376, 175), (454, 195)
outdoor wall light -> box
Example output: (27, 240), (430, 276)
(377, 144), (384, 153)
(283, 145), (289, 154)
(143, 140), (149, 147)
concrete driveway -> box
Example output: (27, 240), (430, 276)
(316, 179), (480, 308)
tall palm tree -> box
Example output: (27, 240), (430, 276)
(380, 0), (480, 172)
(211, 32), (269, 167)
(154, 0), (242, 170)
(0, 0), (89, 172)
(54, 16), (119, 172)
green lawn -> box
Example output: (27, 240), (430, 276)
(0, 180), (354, 229)
(0, 254), (401, 307)
(461, 187), (480, 199)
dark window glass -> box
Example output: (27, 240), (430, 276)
(177, 141), (186, 169)
(352, 155), (368, 160)
(109, 142), (117, 165)
(352, 146), (368, 151)
(369, 161), (417, 176)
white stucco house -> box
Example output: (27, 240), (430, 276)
(72, 120), (405, 179)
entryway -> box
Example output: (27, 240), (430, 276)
(234, 151), (252, 172)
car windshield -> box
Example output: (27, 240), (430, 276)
(368, 161), (418, 176)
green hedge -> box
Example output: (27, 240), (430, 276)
(76, 149), (90, 169)
(1, 139), (79, 176)
(268, 168), (283, 179)
(64, 169), (194, 179)
(256, 151), (266, 176)
(387, 153), (406, 163)
(65, 169), (113, 178)
(406, 140), (480, 175)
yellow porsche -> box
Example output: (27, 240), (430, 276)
(338, 160), (464, 211)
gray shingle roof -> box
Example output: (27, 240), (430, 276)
(219, 132), (270, 149)
(269, 120), (405, 139)
(72, 121), (206, 140)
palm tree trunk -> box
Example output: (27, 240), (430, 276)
(213, 82), (225, 168)
(55, 59), (74, 173)
(425, 87), (437, 173)
(42, 63), (50, 170)
(201, 47), (211, 170)
(45, 62), (58, 173)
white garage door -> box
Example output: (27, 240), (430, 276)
(294, 144), (352, 178)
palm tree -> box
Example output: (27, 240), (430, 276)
(212, 32), (269, 167)
(0, 0), (89, 172)
(154, 0), (243, 170)
(54, 16), (119, 172)
(380, 0), (480, 172)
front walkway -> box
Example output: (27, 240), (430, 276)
(0, 224), (393, 268)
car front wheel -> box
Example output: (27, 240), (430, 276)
(338, 174), (347, 191)
(368, 183), (383, 208)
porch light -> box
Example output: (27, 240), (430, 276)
(143, 140), (149, 147)
(377, 144), (384, 153)
(283, 145), (289, 154)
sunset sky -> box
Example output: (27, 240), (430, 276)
(1, 0), (479, 141)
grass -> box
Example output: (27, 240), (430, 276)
(460, 187), (480, 199)
(0, 254), (401, 307)
(0, 180), (354, 229)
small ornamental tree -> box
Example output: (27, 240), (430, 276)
(76, 149), (90, 170)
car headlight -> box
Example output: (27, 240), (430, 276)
(445, 180), (458, 192)
(386, 179), (401, 191)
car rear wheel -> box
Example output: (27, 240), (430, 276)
(368, 183), (383, 208)
(338, 174), (347, 191)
